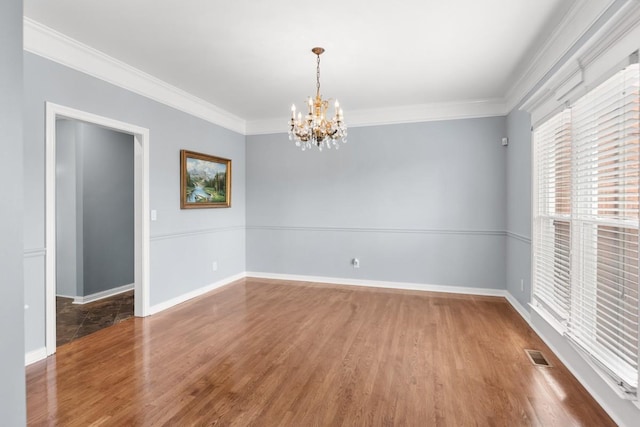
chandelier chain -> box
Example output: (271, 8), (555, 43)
(316, 54), (321, 97)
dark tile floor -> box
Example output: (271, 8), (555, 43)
(56, 290), (134, 346)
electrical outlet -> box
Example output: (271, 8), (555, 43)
(352, 258), (360, 268)
(212, 261), (218, 272)
(520, 279), (524, 292)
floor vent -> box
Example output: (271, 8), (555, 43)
(525, 349), (552, 367)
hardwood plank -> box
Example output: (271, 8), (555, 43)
(27, 278), (616, 426)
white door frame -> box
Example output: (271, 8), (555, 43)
(45, 102), (150, 356)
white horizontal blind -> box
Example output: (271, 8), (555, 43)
(533, 109), (572, 322)
(568, 63), (640, 392)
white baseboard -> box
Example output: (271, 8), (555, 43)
(504, 292), (531, 322)
(149, 270), (507, 316)
(246, 271), (508, 298)
(149, 272), (246, 315)
(73, 283), (134, 304)
(25, 347), (47, 366)
(55, 293), (76, 299)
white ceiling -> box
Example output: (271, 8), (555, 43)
(24, 0), (573, 128)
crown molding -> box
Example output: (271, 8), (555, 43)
(24, 0), (628, 138)
(23, 18), (246, 135)
(504, 0), (617, 112)
(245, 98), (507, 135)
(520, 0), (640, 125)
(577, 0), (640, 76)
(22, 18), (507, 136)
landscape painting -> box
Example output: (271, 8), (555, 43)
(180, 150), (231, 208)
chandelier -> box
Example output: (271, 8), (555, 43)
(288, 47), (347, 151)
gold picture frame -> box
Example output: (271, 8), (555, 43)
(180, 150), (231, 209)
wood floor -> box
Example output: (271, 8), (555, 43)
(26, 278), (615, 426)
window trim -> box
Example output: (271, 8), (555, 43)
(531, 57), (640, 399)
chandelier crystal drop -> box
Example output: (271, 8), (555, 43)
(288, 47), (347, 151)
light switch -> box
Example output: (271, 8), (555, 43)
(151, 210), (157, 221)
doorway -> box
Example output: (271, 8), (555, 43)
(45, 103), (150, 355)
(55, 119), (136, 345)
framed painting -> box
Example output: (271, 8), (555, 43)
(180, 150), (231, 208)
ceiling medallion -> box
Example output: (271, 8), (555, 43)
(288, 47), (347, 151)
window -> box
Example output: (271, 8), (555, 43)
(533, 110), (572, 321)
(533, 61), (640, 397)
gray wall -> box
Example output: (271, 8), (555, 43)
(247, 118), (507, 289)
(56, 119), (81, 297)
(56, 120), (135, 297)
(0, 0), (26, 424)
(24, 52), (246, 354)
(80, 122), (135, 295)
(505, 109), (532, 308)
